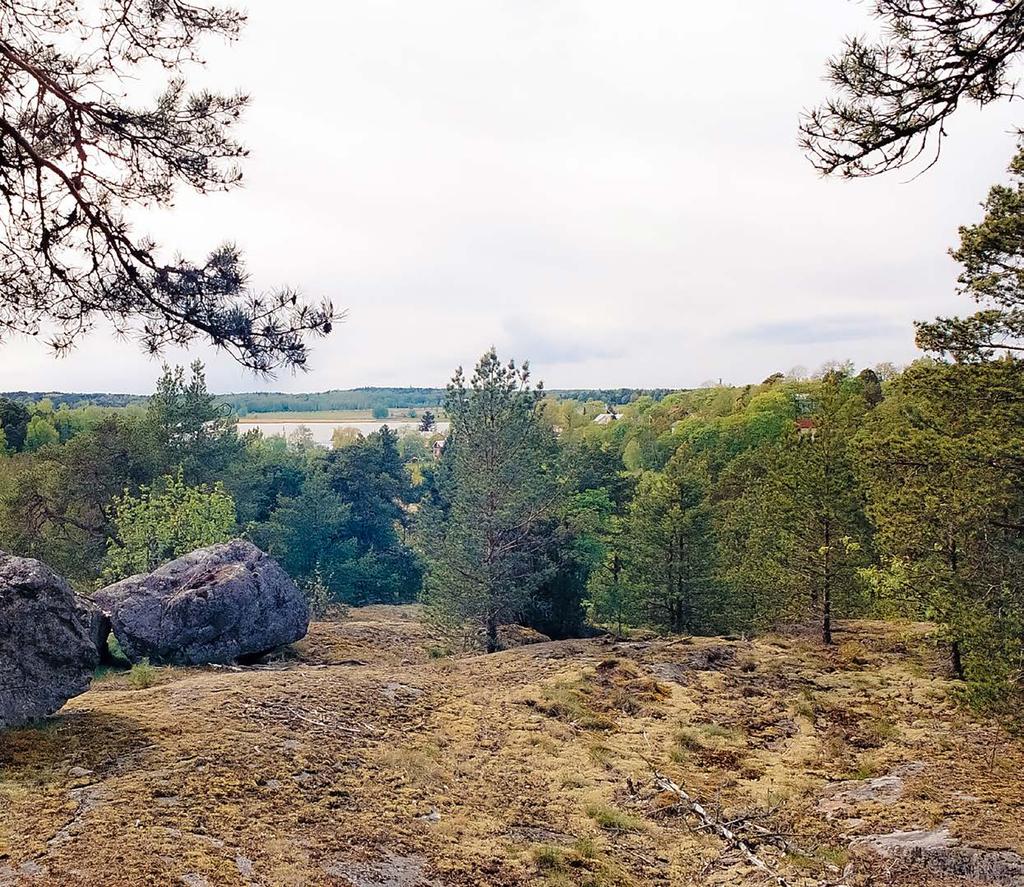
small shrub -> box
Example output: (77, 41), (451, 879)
(530, 683), (614, 731)
(587, 741), (613, 765)
(793, 689), (818, 723)
(586, 804), (644, 832)
(573, 836), (597, 859)
(675, 728), (701, 750)
(837, 640), (870, 665)
(129, 659), (157, 689)
(303, 565), (331, 619)
(532, 845), (566, 872)
(862, 717), (898, 746)
(698, 723), (738, 740)
(106, 632), (130, 665)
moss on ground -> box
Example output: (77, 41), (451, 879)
(0, 611), (1021, 886)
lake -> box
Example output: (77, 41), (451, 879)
(237, 420), (449, 446)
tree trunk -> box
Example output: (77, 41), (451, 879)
(821, 521), (833, 645)
(950, 639), (965, 680)
(486, 612), (498, 654)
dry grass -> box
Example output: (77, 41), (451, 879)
(0, 612), (1021, 886)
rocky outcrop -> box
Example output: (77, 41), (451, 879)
(94, 540), (308, 665)
(850, 827), (1024, 886)
(818, 762), (925, 819)
(0, 552), (101, 729)
(497, 624), (551, 650)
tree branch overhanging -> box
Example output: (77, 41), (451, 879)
(0, 0), (341, 373)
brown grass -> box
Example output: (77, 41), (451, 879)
(0, 611), (1021, 886)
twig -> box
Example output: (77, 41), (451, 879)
(652, 771), (791, 887)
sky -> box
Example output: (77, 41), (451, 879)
(3, 0), (1022, 394)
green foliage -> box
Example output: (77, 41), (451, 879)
(303, 564), (331, 619)
(398, 430), (429, 462)
(719, 373), (872, 641)
(331, 426), (364, 449)
(23, 415), (59, 451)
(371, 404), (390, 420)
(0, 398), (30, 452)
(252, 465), (354, 589)
(585, 804), (645, 832)
(251, 427), (422, 605)
(419, 349), (563, 652)
(854, 359), (1024, 701)
(102, 470), (236, 582)
(617, 464), (719, 633)
(106, 633), (130, 666)
(128, 659), (158, 690)
(146, 361), (243, 484)
(918, 145), (1024, 360)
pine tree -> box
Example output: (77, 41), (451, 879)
(419, 349), (562, 652)
(619, 464), (717, 633)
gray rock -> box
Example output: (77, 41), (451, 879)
(94, 540), (308, 665)
(851, 827), (1024, 885)
(819, 762), (926, 819)
(0, 552), (101, 730)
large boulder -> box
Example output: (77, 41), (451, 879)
(93, 540), (309, 665)
(0, 552), (101, 729)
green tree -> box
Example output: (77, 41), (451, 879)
(331, 426), (364, 449)
(324, 427), (422, 604)
(587, 515), (635, 637)
(0, 398), (30, 451)
(221, 431), (306, 525)
(419, 410), (437, 432)
(102, 471), (236, 582)
(721, 374), (871, 643)
(0, 415), (162, 581)
(855, 360), (1024, 702)
(526, 487), (615, 639)
(23, 415), (59, 451)
(397, 430), (429, 463)
(147, 361), (243, 482)
(254, 466), (355, 589)
(917, 145), (1024, 360)
(419, 349), (562, 652)
(619, 465), (718, 633)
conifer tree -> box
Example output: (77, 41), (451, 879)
(420, 349), (561, 652)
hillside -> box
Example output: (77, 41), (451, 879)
(1, 608), (1022, 887)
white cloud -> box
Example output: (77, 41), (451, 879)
(2, 0), (1020, 393)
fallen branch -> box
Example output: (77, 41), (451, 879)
(652, 771), (790, 887)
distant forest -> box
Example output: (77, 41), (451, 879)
(0, 387), (678, 414)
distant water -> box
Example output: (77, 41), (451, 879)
(237, 420), (449, 446)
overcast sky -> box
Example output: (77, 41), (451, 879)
(3, 1), (1022, 394)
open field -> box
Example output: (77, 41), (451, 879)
(1, 607), (1022, 886)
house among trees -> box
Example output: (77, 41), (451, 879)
(796, 418), (817, 439)
(432, 437), (447, 460)
(593, 411), (618, 425)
